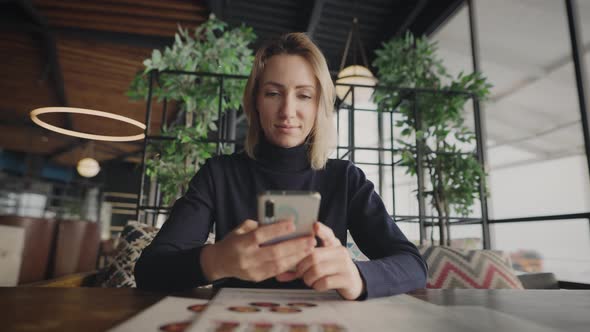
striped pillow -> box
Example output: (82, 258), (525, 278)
(418, 246), (524, 289)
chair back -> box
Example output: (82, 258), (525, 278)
(0, 216), (56, 284)
(52, 220), (100, 278)
(0, 224), (25, 286)
(77, 222), (100, 272)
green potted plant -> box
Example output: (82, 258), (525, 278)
(127, 15), (256, 206)
(372, 32), (492, 245)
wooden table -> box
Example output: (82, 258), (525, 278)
(1, 287), (589, 332)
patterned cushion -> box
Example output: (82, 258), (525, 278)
(418, 246), (524, 289)
(346, 231), (369, 261)
(102, 222), (216, 288)
(102, 222), (159, 288)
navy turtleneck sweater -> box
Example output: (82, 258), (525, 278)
(135, 138), (427, 299)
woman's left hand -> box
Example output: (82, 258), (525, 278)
(276, 222), (366, 300)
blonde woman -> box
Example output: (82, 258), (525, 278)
(135, 33), (427, 300)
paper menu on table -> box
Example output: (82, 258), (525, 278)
(107, 296), (208, 332)
(186, 288), (349, 332)
(186, 288), (473, 332)
(186, 288), (562, 332)
(343, 294), (561, 332)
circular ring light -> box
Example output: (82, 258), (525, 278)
(30, 107), (146, 142)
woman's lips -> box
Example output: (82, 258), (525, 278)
(275, 124), (300, 133)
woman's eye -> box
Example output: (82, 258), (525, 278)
(265, 91), (280, 97)
(299, 95), (312, 100)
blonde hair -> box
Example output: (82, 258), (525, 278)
(242, 32), (336, 170)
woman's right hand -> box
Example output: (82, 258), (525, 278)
(200, 219), (316, 282)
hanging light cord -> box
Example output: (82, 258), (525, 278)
(339, 17), (370, 72)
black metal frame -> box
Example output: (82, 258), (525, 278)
(334, 82), (486, 246)
(466, 0), (491, 249)
(135, 68), (487, 238)
(135, 70), (248, 224)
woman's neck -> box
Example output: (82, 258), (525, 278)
(254, 135), (311, 172)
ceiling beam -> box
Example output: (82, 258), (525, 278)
(484, 126), (556, 156)
(103, 149), (143, 165)
(392, 0), (428, 39)
(487, 120), (579, 150)
(206, 0), (228, 20)
(306, 0), (326, 39)
(490, 42), (590, 104)
(15, 0), (70, 128)
(53, 26), (173, 50)
(46, 138), (84, 160)
(97, 142), (143, 156)
(490, 147), (585, 171)
(370, 0), (428, 69)
(422, 0), (465, 37)
(5, 5), (174, 164)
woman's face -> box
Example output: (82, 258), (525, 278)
(256, 54), (318, 148)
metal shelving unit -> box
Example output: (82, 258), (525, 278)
(135, 69), (489, 247)
(135, 70), (247, 226)
(334, 83), (487, 246)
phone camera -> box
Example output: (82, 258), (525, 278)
(264, 200), (275, 219)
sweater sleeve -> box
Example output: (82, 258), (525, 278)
(345, 164), (428, 299)
(134, 160), (216, 291)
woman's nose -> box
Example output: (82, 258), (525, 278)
(279, 94), (296, 118)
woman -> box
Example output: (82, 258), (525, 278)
(135, 33), (427, 300)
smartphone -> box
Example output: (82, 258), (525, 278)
(257, 190), (321, 245)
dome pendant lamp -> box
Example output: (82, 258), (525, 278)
(335, 17), (378, 108)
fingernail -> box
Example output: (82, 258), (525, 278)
(308, 238), (316, 246)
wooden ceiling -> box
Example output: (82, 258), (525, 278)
(1, 0), (462, 168)
(34, 0), (207, 37)
(0, 0), (208, 166)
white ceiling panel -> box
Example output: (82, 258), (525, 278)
(431, 0), (589, 164)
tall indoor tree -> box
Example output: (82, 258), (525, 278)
(373, 32), (491, 245)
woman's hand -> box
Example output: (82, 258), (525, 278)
(200, 219), (316, 283)
(276, 222), (366, 300)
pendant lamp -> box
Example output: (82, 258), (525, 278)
(335, 17), (377, 107)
